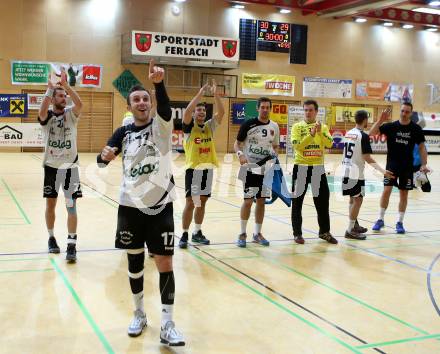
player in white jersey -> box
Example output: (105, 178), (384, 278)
(97, 60), (184, 346)
(234, 97), (280, 248)
(38, 69), (83, 262)
(342, 110), (394, 240)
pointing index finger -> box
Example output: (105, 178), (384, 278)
(149, 59), (155, 73)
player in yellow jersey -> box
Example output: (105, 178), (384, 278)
(290, 100), (337, 245)
(179, 81), (224, 248)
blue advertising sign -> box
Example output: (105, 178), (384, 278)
(232, 103), (245, 124)
(0, 94), (28, 117)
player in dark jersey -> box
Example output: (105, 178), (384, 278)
(369, 102), (430, 234)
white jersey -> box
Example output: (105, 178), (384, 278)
(342, 127), (372, 180)
(236, 118), (280, 174)
(39, 107), (79, 169)
(106, 115), (176, 209)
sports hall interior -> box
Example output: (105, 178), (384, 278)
(0, 0), (440, 353)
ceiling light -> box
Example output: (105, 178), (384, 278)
(354, 18), (367, 23)
(426, 26), (438, 31)
(383, 22), (393, 27)
(402, 24), (414, 29)
(174, 0), (186, 2)
(279, 8), (291, 14)
(429, 1), (440, 6)
(232, 3), (245, 9)
(413, 7), (440, 15)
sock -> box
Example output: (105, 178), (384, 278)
(48, 229), (54, 237)
(67, 233), (77, 245)
(254, 223), (262, 235)
(379, 208), (386, 220)
(194, 224), (201, 232)
(161, 304), (173, 328)
(348, 219), (356, 232)
(133, 291), (144, 313)
(127, 251), (145, 311)
(240, 219), (248, 235)
(160, 271), (175, 327)
(398, 212), (405, 223)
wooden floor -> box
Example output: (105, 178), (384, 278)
(1, 152), (440, 354)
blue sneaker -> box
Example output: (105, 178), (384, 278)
(253, 233), (270, 246)
(178, 232), (188, 249)
(237, 233), (247, 248)
(372, 219), (384, 232)
(396, 222), (406, 234)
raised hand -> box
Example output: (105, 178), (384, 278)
(148, 59), (164, 83)
(315, 121), (322, 133)
(47, 75), (55, 89)
(379, 107), (391, 123)
(59, 67), (68, 87)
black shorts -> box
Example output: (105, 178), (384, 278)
(342, 178), (365, 197)
(185, 168), (213, 198)
(243, 171), (270, 199)
(384, 170), (413, 190)
(43, 165), (82, 199)
(115, 202), (174, 255)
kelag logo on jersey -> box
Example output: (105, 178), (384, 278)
(129, 161), (159, 178)
(249, 145), (271, 156)
(48, 139), (72, 149)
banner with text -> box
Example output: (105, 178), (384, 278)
(334, 106), (374, 123)
(303, 77), (352, 99)
(11, 61), (103, 87)
(0, 123), (43, 146)
(242, 73), (295, 97)
(131, 31), (239, 62)
(355, 80), (413, 102)
(0, 94), (28, 117)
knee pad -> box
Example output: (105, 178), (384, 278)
(65, 198), (77, 214)
(127, 249), (145, 277)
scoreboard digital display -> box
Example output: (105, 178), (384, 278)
(257, 21), (291, 53)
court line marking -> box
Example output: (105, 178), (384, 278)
(1, 178), (31, 224)
(245, 247), (432, 336)
(0, 257), (49, 262)
(50, 258), (115, 354)
(356, 333), (440, 349)
(427, 253), (440, 317)
(0, 268), (53, 274)
(188, 249), (366, 354)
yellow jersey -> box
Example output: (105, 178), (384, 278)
(183, 119), (219, 169)
(290, 120), (333, 165)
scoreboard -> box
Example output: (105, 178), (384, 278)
(257, 21), (291, 53)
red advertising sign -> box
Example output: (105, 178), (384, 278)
(82, 65), (102, 87)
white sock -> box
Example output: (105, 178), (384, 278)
(379, 208), (386, 220)
(240, 219), (248, 235)
(67, 233), (77, 244)
(194, 224), (201, 232)
(161, 304), (173, 328)
(182, 229), (189, 234)
(398, 212), (405, 223)
(347, 219), (356, 232)
(48, 229), (54, 237)
(133, 291), (144, 313)
(254, 223), (262, 235)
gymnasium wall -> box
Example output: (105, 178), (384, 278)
(0, 0), (439, 153)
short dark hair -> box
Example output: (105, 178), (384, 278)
(257, 97), (272, 108)
(196, 102), (206, 108)
(303, 99), (318, 111)
(53, 87), (66, 97)
(402, 101), (413, 111)
(126, 85), (149, 106)
(355, 110), (369, 124)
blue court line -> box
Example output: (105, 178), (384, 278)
(427, 253), (440, 317)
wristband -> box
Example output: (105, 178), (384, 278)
(236, 151), (244, 157)
(45, 88), (54, 98)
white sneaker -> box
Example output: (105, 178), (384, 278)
(160, 321), (185, 346)
(127, 309), (147, 337)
